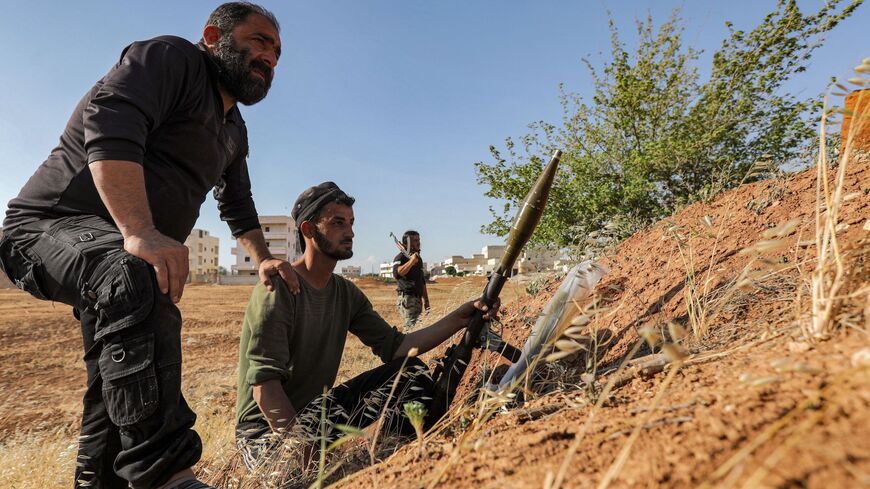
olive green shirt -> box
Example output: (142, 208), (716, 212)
(235, 274), (406, 425)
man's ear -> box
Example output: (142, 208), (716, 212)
(299, 221), (316, 239)
(202, 25), (222, 49)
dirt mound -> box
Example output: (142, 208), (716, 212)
(337, 159), (869, 488)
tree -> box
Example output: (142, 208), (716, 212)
(445, 265), (457, 277)
(476, 0), (862, 251)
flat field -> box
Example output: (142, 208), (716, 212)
(0, 275), (524, 487)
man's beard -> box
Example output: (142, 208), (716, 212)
(314, 229), (353, 261)
(211, 34), (272, 106)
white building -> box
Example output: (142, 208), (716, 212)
(517, 246), (564, 274)
(340, 265), (362, 279)
(231, 215), (299, 280)
(474, 245), (507, 275)
(431, 244), (566, 277)
(428, 262), (447, 277)
(184, 229), (219, 283)
(441, 254), (484, 275)
(434, 245), (510, 276)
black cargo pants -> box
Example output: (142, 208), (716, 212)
(0, 215), (201, 489)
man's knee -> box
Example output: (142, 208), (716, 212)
(384, 355), (424, 370)
(406, 358), (433, 386)
(392, 357), (433, 393)
(404, 356), (427, 371)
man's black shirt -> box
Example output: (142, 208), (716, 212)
(4, 36), (260, 243)
(392, 253), (425, 296)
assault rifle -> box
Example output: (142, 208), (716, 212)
(389, 232), (412, 259)
(426, 150), (561, 428)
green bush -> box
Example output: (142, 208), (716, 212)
(476, 0), (861, 252)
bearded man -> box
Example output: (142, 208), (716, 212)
(0, 3), (297, 488)
(234, 182), (498, 476)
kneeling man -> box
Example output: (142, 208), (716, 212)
(235, 182), (495, 468)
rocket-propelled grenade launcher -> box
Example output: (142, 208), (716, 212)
(427, 150), (562, 427)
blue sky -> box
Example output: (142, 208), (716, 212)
(0, 1), (865, 272)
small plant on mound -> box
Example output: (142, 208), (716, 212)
(662, 203), (799, 343)
(403, 401), (428, 455)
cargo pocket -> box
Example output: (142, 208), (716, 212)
(89, 254), (155, 341)
(0, 236), (49, 300)
(46, 215), (124, 250)
(99, 333), (159, 426)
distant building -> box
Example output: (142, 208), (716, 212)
(434, 245), (511, 277)
(340, 265), (361, 279)
(230, 215), (300, 284)
(184, 229), (219, 283)
(428, 262), (446, 277)
(517, 247), (564, 274)
(441, 254), (484, 275)
(475, 245), (507, 275)
(430, 244), (567, 277)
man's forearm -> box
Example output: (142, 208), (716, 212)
(90, 160), (155, 237)
(396, 261), (413, 277)
(393, 312), (463, 359)
(396, 254), (419, 277)
(90, 160), (191, 302)
(237, 228), (273, 264)
(253, 380), (297, 433)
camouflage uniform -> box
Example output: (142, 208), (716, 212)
(396, 294), (424, 331)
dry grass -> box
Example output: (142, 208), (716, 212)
(0, 429), (76, 488)
(807, 65), (869, 340)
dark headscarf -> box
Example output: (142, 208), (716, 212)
(291, 181), (354, 251)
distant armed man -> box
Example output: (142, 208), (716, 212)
(0, 3), (298, 488)
(392, 230), (430, 331)
(235, 182), (497, 471)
